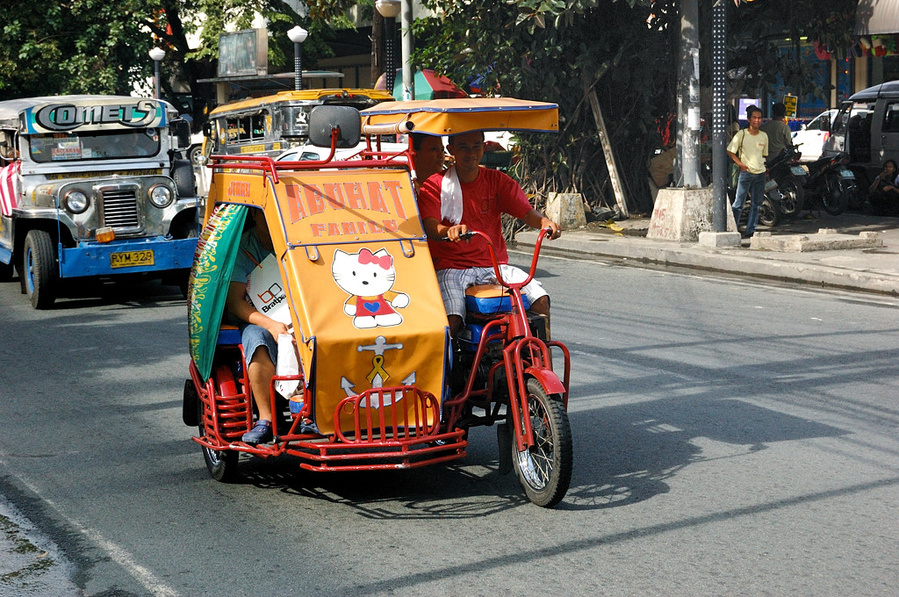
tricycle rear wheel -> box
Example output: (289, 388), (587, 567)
(197, 390), (240, 482)
(511, 378), (572, 508)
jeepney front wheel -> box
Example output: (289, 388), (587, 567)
(23, 229), (57, 309)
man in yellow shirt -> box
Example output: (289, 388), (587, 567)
(727, 105), (769, 237)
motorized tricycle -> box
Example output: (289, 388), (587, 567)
(183, 98), (573, 507)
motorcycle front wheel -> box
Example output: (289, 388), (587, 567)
(510, 378), (573, 508)
(758, 197), (781, 228)
(822, 173), (848, 215)
(778, 178), (805, 217)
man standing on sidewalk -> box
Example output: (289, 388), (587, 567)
(728, 105), (768, 238)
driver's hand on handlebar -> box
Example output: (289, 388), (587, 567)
(445, 224), (470, 242)
(541, 219), (562, 240)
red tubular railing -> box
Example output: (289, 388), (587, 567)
(333, 386), (441, 443)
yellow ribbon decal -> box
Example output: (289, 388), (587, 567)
(366, 354), (390, 384)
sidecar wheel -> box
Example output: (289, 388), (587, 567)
(511, 378), (572, 508)
(198, 393), (240, 482)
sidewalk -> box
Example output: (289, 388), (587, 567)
(515, 212), (899, 295)
(0, 495), (79, 596)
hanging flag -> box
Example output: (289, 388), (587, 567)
(187, 203), (248, 381)
(0, 161), (20, 217)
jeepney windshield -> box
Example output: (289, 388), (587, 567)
(28, 128), (161, 163)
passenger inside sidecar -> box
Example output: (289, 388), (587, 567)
(224, 208), (292, 445)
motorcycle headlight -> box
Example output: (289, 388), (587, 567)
(148, 184), (173, 208)
(63, 189), (90, 214)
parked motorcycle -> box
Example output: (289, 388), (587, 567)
(766, 145), (807, 217)
(729, 177), (782, 229)
(803, 151), (857, 215)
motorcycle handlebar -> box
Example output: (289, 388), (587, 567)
(442, 228), (554, 290)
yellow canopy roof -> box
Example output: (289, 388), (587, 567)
(209, 88), (394, 116)
(359, 97), (559, 136)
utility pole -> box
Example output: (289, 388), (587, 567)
(400, 0), (414, 101)
(676, 0), (702, 188)
(712, 0), (728, 231)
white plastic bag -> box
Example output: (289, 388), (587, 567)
(275, 333), (300, 398)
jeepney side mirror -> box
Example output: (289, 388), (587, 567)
(308, 106), (360, 148)
(171, 118), (191, 148)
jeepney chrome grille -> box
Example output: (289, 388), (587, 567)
(99, 186), (140, 230)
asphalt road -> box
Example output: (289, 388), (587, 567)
(0, 253), (897, 596)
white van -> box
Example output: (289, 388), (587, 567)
(825, 81), (899, 192)
(791, 109), (837, 162)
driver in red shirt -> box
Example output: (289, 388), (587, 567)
(418, 130), (561, 335)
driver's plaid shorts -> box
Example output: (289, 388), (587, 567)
(436, 265), (548, 319)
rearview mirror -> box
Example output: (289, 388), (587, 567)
(0, 131), (12, 159)
(308, 106), (360, 148)
(171, 118), (191, 148)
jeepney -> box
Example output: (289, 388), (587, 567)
(0, 95), (199, 308)
(204, 88), (395, 159)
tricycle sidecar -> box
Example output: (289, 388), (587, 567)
(185, 99), (572, 506)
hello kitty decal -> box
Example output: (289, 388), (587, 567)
(331, 247), (410, 328)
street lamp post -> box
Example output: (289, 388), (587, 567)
(287, 26), (308, 91)
(376, 0), (401, 98)
(149, 47), (165, 99)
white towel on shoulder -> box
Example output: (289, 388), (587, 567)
(440, 166), (463, 225)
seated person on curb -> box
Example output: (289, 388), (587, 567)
(411, 133), (447, 191)
(226, 208), (289, 445)
(417, 130), (562, 337)
(868, 159), (899, 216)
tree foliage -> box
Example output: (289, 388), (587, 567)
(0, 1), (362, 122)
(415, 0), (859, 215)
(726, 0), (858, 103)
(0, 0), (860, 212)
(415, 0), (676, 214)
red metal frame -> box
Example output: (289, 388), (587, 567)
(188, 191), (567, 474)
(208, 128), (412, 183)
(190, 339), (467, 471)
(438, 229), (571, 453)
